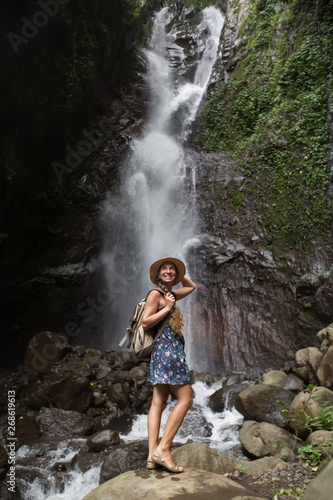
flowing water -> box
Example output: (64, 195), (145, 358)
(12, 6), (233, 500)
(14, 380), (244, 500)
(121, 380), (244, 455)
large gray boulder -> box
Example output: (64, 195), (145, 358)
(172, 441), (284, 476)
(235, 384), (294, 426)
(294, 346), (322, 384)
(87, 430), (120, 451)
(316, 323), (333, 350)
(82, 467), (267, 500)
(316, 345), (333, 389)
(288, 386), (333, 438)
(239, 421), (296, 459)
(301, 459), (333, 500)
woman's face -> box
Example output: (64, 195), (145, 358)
(158, 261), (177, 285)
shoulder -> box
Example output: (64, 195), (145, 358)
(147, 288), (165, 298)
(146, 289), (164, 302)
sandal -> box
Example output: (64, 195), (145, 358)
(151, 449), (184, 473)
(146, 459), (160, 470)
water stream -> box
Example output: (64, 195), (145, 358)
(15, 380), (244, 500)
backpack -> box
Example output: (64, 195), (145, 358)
(118, 289), (169, 359)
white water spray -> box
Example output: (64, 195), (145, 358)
(121, 380), (244, 455)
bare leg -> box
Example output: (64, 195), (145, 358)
(155, 384), (193, 470)
(147, 384), (171, 460)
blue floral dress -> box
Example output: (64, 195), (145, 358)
(147, 313), (191, 385)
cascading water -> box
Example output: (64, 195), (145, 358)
(102, 6), (225, 361)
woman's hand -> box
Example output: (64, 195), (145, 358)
(165, 292), (175, 311)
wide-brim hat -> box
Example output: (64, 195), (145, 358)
(149, 257), (186, 286)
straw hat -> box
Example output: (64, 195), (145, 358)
(149, 257), (186, 286)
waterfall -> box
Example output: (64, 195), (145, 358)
(102, 6), (225, 359)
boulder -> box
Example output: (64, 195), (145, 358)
(301, 458), (333, 500)
(37, 407), (94, 437)
(239, 421), (296, 459)
(294, 347), (322, 384)
(92, 408), (134, 435)
(288, 387), (333, 438)
(106, 382), (131, 410)
(24, 331), (71, 374)
(83, 467), (267, 500)
(262, 370), (287, 387)
(235, 384), (294, 426)
(221, 380), (251, 409)
(172, 441), (240, 474)
(316, 323), (333, 347)
(305, 430), (333, 446)
(71, 451), (106, 473)
(100, 441), (148, 482)
(87, 430), (120, 451)
(178, 405), (213, 438)
(241, 456), (286, 476)
(316, 345), (333, 389)
(131, 384), (152, 412)
(23, 373), (93, 412)
(172, 441), (284, 476)
(113, 351), (138, 371)
(129, 364), (149, 379)
(283, 374), (304, 393)
(207, 387), (224, 413)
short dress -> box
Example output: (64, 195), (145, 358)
(147, 311), (191, 386)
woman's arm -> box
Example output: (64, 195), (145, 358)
(174, 275), (196, 300)
(142, 290), (175, 330)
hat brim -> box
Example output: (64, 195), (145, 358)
(149, 257), (186, 286)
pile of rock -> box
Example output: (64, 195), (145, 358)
(1, 323), (333, 499)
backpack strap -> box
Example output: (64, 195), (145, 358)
(118, 288), (168, 348)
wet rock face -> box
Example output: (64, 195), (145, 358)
(184, 145), (333, 373)
(1, 0), (332, 375)
(37, 407), (94, 437)
(163, 5), (211, 83)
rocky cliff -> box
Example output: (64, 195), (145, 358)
(0, 0), (332, 372)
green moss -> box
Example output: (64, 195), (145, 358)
(227, 186), (244, 212)
(202, 0), (333, 250)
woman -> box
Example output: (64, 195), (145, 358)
(142, 257), (196, 473)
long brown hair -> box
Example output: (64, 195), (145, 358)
(155, 276), (184, 336)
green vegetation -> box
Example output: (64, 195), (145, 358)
(165, 0), (216, 8)
(52, 4), (111, 109)
(298, 442), (323, 465)
(227, 186), (244, 211)
(202, 0), (333, 250)
(270, 484), (307, 499)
